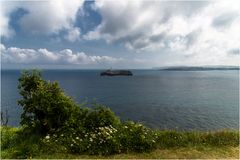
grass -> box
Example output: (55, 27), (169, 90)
(33, 146), (239, 159)
(1, 126), (239, 159)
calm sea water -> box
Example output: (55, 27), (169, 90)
(1, 70), (239, 130)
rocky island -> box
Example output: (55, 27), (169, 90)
(100, 69), (133, 76)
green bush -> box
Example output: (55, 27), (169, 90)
(1, 127), (42, 159)
(18, 70), (79, 135)
(117, 121), (158, 152)
(41, 124), (120, 155)
(83, 104), (121, 131)
(1, 127), (19, 150)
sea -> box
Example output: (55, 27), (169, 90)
(1, 69), (239, 130)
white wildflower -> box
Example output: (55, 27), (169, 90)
(45, 135), (50, 139)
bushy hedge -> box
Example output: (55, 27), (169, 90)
(1, 126), (239, 158)
(17, 70), (158, 155)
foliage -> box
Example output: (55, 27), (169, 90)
(1, 126), (19, 150)
(117, 121), (158, 152)
(1, 127), (42, 159)
(1, 127), (239, 159)
(83, 104), (121, 131)
(155, 130), (239, 148)
(46, 125), (120, 155)
(18, 70), (78, 134)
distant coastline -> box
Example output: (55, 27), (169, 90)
(157, 66), (239, 71)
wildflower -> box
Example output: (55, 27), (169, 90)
(76, 137), (79, 140)
(90, 138), (93, 142)
(70, 144), (73, 147)
(91, 134), (96, 138)
(61, 134), (64, 137)
(124, 126), (128, 129)
(45, 135), (50, 139)
(152, 140), (156, 143)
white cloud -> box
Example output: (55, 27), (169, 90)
(84, 1), (209, 43)
(1, 0), (239, 67)
(0, 2), (18, 38)
(64, 27), (81, 42)
(0, 0), (84, 37)
(0, 44), (122, 65)
(83, 0), (240, 66)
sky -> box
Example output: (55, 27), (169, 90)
(0, 0), (239, 69)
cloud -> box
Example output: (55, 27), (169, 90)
(212, 12), (239, 28)
(0, 44), (122, 65)
(0, 2), (18, 38)
(84, 1), (208, 43)
(228, 48), (239, 55)
(64, 27), (81, 42)
(0, 0), (84, 38)
(84, 0), (240, 58)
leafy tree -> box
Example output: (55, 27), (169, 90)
(18, 70), (78, 134)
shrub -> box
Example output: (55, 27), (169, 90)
(1, 127), (19, 150)
(83, 104), (121, 131)
(18, 70), (79, 135)
(1, 127), (42, 159)
(79, 125), (120, 155)
(117, 121), (158, 152)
